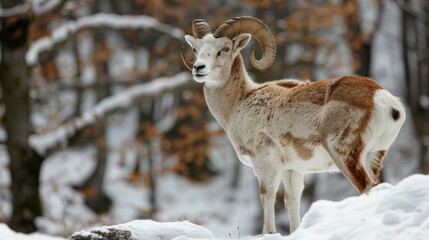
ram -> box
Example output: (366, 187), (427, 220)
(181, 16), (405, 234)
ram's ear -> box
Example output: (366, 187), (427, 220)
(232, 34), (251, 54)
(184, 35), (195, 47)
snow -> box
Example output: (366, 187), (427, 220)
(2, 174), (428, 240)
(30, 113), (259, 237)
(156, 149), (260, 238)
(288, 174), (429, 240)
(420, 95), (429, 110)
(28, 72), (192, 155)
(27, 13), (184, 66)
(0, 223), (65, 240)
(30, 0), (63, 15)
(37, 148), (98, 235)
(0, 4), (30, 17)
(0, 0), (64, 17)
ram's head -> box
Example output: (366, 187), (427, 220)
(181, 17), (277, 83)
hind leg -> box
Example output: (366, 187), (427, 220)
(252, 150), (282, 234)
(282, 170), (304, 233)
(325, 137), (376, 194)
(365, 150), (386, 184)
(255, 165), (282, 234)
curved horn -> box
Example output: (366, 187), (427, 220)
(192, 19), (212, 39)
(180, 46), (194, 71)
(213, 16), (276, 70)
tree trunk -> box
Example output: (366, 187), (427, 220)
(0, 0), (43, 233)
(356, 42), (371, 77)
(230, 156), (241, 189)
(74, 29), (112, 213)
(135, 99), (157, 218)
(72, 0), (114, 213)
(399, 0), (429, 174)
(418, 0), (429, 174)
(72, 30), (83, 117)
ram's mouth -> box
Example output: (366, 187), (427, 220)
(195, 73), (208, 77)
(193, 73), (210, 83)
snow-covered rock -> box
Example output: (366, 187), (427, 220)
(69, 220), (214, 240)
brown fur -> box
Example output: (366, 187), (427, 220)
(327, 76), (382, 139)
(260, 185), (267, 195)
(373, 150), (386, 183)
(239, 145), (254, 157)
(254, 133), (275, 153)
(284, 75), (381, 107)
(343, 137), (372, 193)
(231, 55), (246, 82)
(246, 84), (269, 98)
(327, 76), (382, 109)
(276, 80), (300, 88)
(204, 55), (249, 126)
(287, 80), (330, 105)
(339, 126), (352, 144)
(282, 133), (314, 160)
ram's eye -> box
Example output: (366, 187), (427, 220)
(192, 48), (196, 53)
(222, 47), (230, 52)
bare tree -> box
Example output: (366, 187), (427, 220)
(397, 0), (429, 173)
(341, 0), (384, 77)
(0, 0), (47, 233)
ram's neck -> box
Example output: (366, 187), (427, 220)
(203, 54), (256, 129)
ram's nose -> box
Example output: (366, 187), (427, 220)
(193, 63), (206, 72)
(193, 60), (208, 76)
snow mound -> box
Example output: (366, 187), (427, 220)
(69, 220), (214, 240)
(289, 174), (429, 240)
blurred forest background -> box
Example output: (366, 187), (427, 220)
(0, 0), (428, 238)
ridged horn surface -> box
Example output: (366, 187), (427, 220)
(213, 16), (276, 69)
(192, 19), (212, 39)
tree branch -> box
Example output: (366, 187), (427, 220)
(367, 0), (385, 42)
(28, 72), (199, 156)
(0, 0), (68, 19)
(0, 3), (29, 18)
(27, 13), (185, 66)
(33, 0), (68, 17)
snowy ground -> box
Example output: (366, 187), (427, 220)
(0, 223), (65, 240)
(2, 174), (428, 240)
